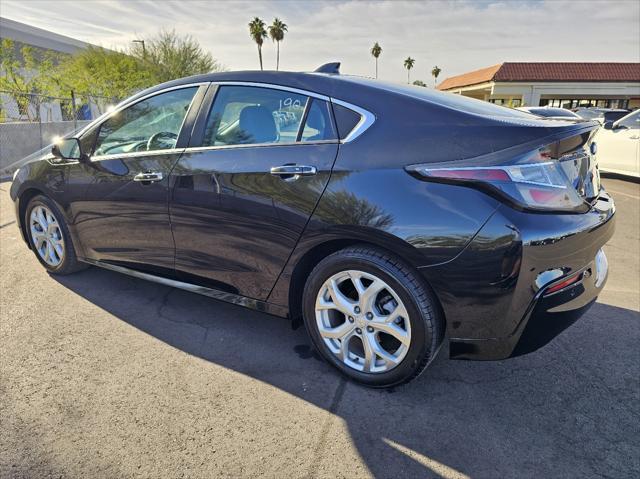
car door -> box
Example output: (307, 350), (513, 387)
(72, 84), (207, 273)
(596, 110), (640, 176)
(170, 84), (340, 299)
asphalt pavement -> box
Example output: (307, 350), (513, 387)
(1, 178), (638, 479)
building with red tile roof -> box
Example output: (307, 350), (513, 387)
(437, 63), (640, 109)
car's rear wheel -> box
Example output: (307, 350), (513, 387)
(302, 245), (444, 387)
(25, 195), (85, 275)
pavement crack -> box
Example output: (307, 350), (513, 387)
(305, 377), (347, 479)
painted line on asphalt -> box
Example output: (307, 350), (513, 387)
(606, 188), (639, 200)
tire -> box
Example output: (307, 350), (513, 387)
(302, 245), (444, 388)
(24, 195), (86, 275)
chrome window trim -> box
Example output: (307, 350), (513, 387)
(331, 98), (376, 143)
(198, 81), (375, 147)
(184, 139), (338, 154)
(75, 82), (209, 138)
(212, 81), (330, 101)
(90, 148), (185, 162)
(79, 81), (375, 154)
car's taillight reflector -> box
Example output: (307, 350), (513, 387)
(407, 147), (588, 212)
(545, 273), (582, 295)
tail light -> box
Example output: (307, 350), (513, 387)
(406, 147), (589, 212)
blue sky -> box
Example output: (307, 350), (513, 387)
(2, 0), (639, 83)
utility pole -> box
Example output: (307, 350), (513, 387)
(132, 39), (146, 58)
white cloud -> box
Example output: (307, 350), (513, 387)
(1, 0), (638, 84)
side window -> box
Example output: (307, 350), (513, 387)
(93, 87), (198, 156)
(301, 99), (337, 142)
(203, 86), (307, 146)
(617, 110), (639, 129)
(332, 103), (362, 140)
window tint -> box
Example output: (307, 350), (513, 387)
(332, 103), (361, 140)
(203, 86), (308, 146)
(93, 87), (197, 156)
(617, 110), (639, 129)
(300, 99), (337, 141)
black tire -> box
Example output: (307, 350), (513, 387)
(302, 245), (444, 388)
(24, 195), (86, 275)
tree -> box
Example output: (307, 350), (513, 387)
(370, 42), (382, 79)
(412, 80), (427, 87)
(58, 46), (153, 106)
(249, 17), (268, 70)
(0, 39), (61, 120)
(268, 18), (288, 71)
(431, 65), (442, 87)
(404, 57), (415, 84)
(130, 30), (221, 83)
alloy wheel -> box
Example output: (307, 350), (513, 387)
(29, 205), (65, 267)
(315, 270), (411, 373)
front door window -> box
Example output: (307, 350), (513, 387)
(93, 87), (198, 157)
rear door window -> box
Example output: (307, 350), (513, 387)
(202, 85), (338, 147)
(203, 86), (306, 146)
(300, 99), (337, 141)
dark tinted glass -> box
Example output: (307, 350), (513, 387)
(300, 99), (337, 141)
(332, 103), (361, 140)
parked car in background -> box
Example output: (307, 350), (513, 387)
(10, 66), (615, 387)
(595, 109), (640, 179)
(573, 107), (630, 123)
(517, 106), (581, 121)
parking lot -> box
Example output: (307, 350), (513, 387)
(0, 178), (638, 479)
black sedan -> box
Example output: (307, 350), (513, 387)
(10, 63), (614, 387)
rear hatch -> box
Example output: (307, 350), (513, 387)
(407, 119), (602, 213)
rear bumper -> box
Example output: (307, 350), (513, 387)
(422, 190), (615, 360)
(449, 249), (607, 360)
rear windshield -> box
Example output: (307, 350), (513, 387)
(343, 77), (535, 120)
(528, 108), (579, 118)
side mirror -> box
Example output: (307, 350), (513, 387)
(603, 121), (614, 130)
(51, 137), (86, 162)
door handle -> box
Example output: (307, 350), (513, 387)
(133, 171), (163, 183)
(270, 165), (317, 178)
(629, 135), (639, 140)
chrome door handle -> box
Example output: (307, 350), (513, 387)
(270, 165), (317, 177)
(629, 135), (639, 139)
(133, 172), (163, 183)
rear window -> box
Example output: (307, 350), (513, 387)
(529, 108), (579, 118)
(344, 77), (535, 120)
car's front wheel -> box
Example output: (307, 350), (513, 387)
(25, 195), (85, 275)
(302, 245), (444, 388)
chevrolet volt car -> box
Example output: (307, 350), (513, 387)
(10, 64), (615, 387)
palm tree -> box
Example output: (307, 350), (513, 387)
(370, 42), (382, 79)
(248, 17), (267, 70)
(268, 18), (288, 71)
(431, 65), (442, 87)
(404, 57), (415, 84)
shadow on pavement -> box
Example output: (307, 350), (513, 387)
(54, 266), (639, 478)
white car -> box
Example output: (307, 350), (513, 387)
(594, 109), (640, 178)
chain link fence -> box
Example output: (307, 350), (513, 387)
(0, 91), (116, 175)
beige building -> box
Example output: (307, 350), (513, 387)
(437, 62), (640, 109)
